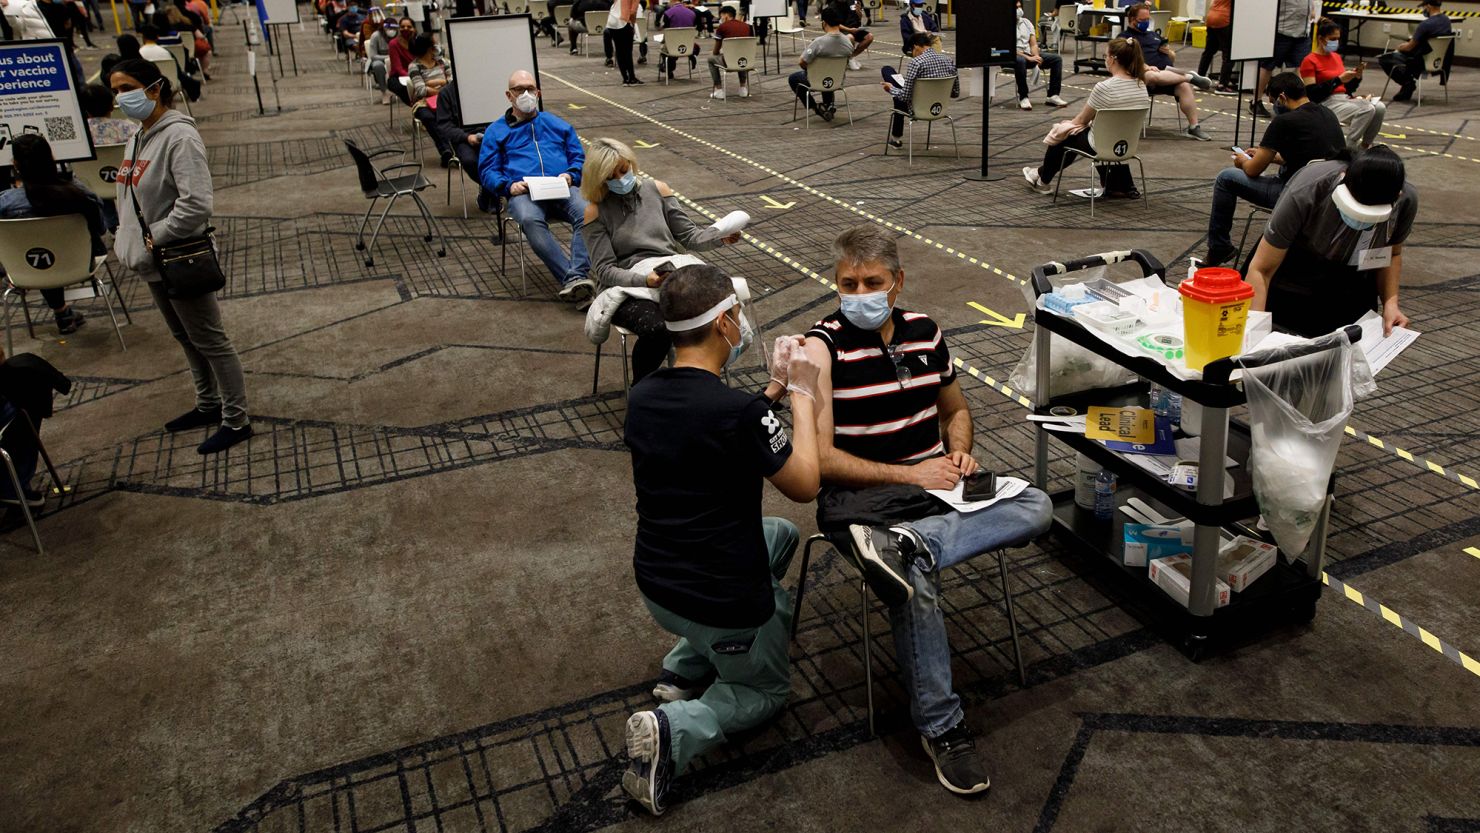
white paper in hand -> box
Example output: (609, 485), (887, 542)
(1355, 310), (1419, 375)
(525, 176), (571, 201)
(927, 476), (1029, 513)
(890, 73), (905, 88)
(709, 210), (750, 238)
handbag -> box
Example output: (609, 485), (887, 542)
(125, 132), (226, 299)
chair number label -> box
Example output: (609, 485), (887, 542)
(25, 248), (55, 269)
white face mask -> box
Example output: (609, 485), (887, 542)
(514, 91), (538, 113)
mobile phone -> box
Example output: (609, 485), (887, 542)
(963, 471), (998, 502)
(653, 260), (677, 277)
(1231, 145), (1251, 158)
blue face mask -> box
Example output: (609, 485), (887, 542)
(607, 171), (637, 195)
(839, 285), (894, 331)
(1339, 209), (1376, 231)
(909, 5), (922, 14)
(116, 82), (159, 120)
(720, 310), (754, 369)
(1136, 18), (1151, 30)
(1324, 39), (1341, 53)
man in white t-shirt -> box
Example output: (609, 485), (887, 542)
(787, 7), (855, 121)
(1011, 0), (1066, 110)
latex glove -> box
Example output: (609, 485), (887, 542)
(769, 335), (805, 387)
(786, 342), (822, 401)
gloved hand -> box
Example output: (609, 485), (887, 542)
(769, 335), (806, 388)
(786, 342), (822, 401)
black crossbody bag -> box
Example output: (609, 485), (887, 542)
(125, 130), (225, 299)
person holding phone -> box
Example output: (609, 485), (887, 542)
(1203, 73), (1345, 267)
(1301, 18), (1386, 150)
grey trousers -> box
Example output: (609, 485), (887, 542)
(148, 281), (250, 429)
(1322, 94), (1387, 150)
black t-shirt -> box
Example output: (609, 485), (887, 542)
(1121, 26), (1170, 70)
(1259, 103), (1345, 183)
(625, 367), (793, 629)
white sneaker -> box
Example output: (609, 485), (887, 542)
(737, 85), (749, 97)
(1045, 95), (1068, 107)
(1019, 97), (1032, 110)
(848, 58), (862, 71)
(1023, 166), (1051, 194)
(710, 87), (726, 100)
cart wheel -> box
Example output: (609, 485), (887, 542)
(437, 249), (446, 257)
(365, 258), (374, 267)
(355, 242), (365, 251)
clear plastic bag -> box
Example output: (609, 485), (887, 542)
(1240, 333), (1375, 557)
(1009, 333), (1140, 402)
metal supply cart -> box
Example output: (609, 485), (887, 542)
(1027, 250), (1360, 659)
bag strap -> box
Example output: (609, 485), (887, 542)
(125, 128), (156, 252)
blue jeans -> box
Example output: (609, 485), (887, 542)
(1206, 167), (1284, 252)
(892, 488), (1053, 738)
(0, 403), (39, 500)
(507, 192), (591, 287)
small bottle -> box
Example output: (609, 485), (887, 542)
(1093, 470), (1117, 521)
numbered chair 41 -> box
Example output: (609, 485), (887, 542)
(0, 215), (132, 355)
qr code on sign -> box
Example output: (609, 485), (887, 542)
(44, 117), (76, 142)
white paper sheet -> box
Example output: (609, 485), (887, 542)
(1355, 310), (1420, 375)
(709, 210), (750, 238)
(927, 476), (1029, 513)
(524, 176), (571, 201)
(890, 72), (905, 87)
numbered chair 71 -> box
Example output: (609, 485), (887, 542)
(0, 215), (131, 355)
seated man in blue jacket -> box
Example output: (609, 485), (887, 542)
(478, 70), (596, 306)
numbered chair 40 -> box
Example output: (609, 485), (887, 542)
(884, 75), (959, 164)
(0, 215), (131, 356)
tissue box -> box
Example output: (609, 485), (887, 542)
(1149, 554), (1231, 609)
(1243, 310), (1273, 351)
(1123, 523), (1194, 568)
(1218, 536), (1278, 593)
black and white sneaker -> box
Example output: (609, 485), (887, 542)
(623, 710), (674, 816)
(846, 524), (914, 608)
(558, 277), (596, 304)
(922, 723), (991, 795)
(652, 668), (712, 702)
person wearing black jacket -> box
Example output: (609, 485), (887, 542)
(568, 0), (612, 57)
(431, 79), (503, 215)
(0, 351), (70, 510)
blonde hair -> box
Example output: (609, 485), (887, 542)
(581, 137), (639, 203)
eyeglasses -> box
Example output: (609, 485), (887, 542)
(509, 85), (538, 94)
(887, 344), (913, 389)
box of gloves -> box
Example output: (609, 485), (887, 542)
(1149, 554), (1231, 609)
(1122, 523), (1193, 568)
(1217, 536), (1278, 593)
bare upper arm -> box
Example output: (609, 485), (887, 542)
(583, 202), (599, 224)
(802, 335), (835, 444)
(936, 378), (968, 417)
(655, 180), (673, 197)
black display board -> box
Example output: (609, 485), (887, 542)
(955, 0), (1017, 68)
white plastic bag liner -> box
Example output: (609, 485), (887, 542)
(1010, 266), (1140, 401)
(1240, 332), (1374, 557)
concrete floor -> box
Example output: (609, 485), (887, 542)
(2, 9), (1479, 832)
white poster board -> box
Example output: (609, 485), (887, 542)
(444, 15), (540, 129)
(752, 0), (786, 18)
(1229, 0), (1277, 61)
(261, 0), (300, 25)
(0, 40), (93, 166)
(406, 0), (427, 22)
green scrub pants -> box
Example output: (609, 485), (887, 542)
(641, 517), (800, 774)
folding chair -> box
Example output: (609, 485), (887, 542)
(0, 408), (62, 556)
(791, 55), (851, 126)
(655, 27), (697, 82)
(149, 57), (193, 117)
(1052, 107), (1150, 218)
(883, 75), (959, 163)
(789, 531), (1029, 737)
(1147, 9), (1171, 33)
(69, 143), (126, 219)
(773, 11), (804, 53)
(1381, 34), (1456, 106)
(715, 35), (760, 98)
(552, 2), (573, 31)
(505, 0), (529, 12)
(581, 9), (607, 56)
(0, 216), (129, 356)
(343, 140), (448, 268)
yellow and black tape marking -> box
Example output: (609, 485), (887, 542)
(1324, 2), (1480, 19)
(1342, 424), (1480, 491)
(1467, 546), (1480, 562)
(544, 71), (1028, 287)
(1322, 572), (1480, 679)
(1379, 141), (1480, 165)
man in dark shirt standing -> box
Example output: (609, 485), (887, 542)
(1380, 0), (1452, 101)
(1204, 72), (1345, 266)
(621, 264), (821, 816)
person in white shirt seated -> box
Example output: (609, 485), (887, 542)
(1011, 0), (1066, 110)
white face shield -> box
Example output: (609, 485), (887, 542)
(1331, 183), (1394, 225)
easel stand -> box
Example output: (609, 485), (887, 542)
(267, 22), (299, 76)
(965, 65), (1005, 182)
(244, 20), (266, 115)
(759, 15), (780, 75)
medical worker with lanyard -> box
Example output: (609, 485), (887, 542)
(1245, 145), (1417, 338)
(619, 263), (821, 816)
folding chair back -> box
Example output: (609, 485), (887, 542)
(528, 0), (549, 20)
(805, 55), (847, 95)
(721, 35), (759, 72)
(0, 216), (95, 291)
(553, 2), (572, 26)
(343, 139), (385, 196)
(584, 9), (607, 36)
(660, 26), (697, 58)
(1055, 3), (1078, 43)
(1425, 34), (1456, 77)
(910, 75), (956, 122)
(1089, 107), (1147, 162)
(506, 0), (529, 13)
(1148, 9), (1171, 33)
(70, 143), (127, 202)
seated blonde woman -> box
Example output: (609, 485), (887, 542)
(580, 138), (743, 383)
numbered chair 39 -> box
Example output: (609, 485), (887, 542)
(581, 10), (608, 56)
(716, 36), (761, 99)
(656, 27), (697, 83)
(792, 55), (852, 126)
(343, 139), (449, 269)
(0, 215), (130, 356)
(883, 75), (959, 164)
(1052, 107), (1149, 219)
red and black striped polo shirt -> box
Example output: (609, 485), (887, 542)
(806, 307), (957, 464)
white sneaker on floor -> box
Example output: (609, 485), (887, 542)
(848, 58), (862, 71)
(1045, 95), (1068, 107)
(1019, 97), (1032, 110)
(1188, 72), (1215, 91)
(1184, 123), (1212, 141)
(710, 87), (726, 100)
(1023, 166), (1051, 194)
(738, 85), (749, 97)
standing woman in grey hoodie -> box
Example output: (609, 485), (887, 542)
(108, 58), (252, 455)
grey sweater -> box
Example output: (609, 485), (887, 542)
(114, 109), (213, 282)
(583, 179), (724, 288)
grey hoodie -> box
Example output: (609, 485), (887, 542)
(114, 109), (213, 281)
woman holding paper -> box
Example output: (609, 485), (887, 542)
(581, 138), (744, 383)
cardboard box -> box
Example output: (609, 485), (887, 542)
(1149, 554), (1231, 609)
(1123, 523), (1194, 568)
(1218, 536), (1278, 593)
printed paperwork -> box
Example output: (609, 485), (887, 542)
(524, 176), (571, 201)
(708, 210), (751, 238)
(1355, 310), (1419, 375)
(928, 475), (1029, 513)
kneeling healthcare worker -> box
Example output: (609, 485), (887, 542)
(619, 263), (821, 816)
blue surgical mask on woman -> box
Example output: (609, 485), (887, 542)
(1136, 18), (1151, 30)
(1338, 209), (1376, 231)
(839, 284), (895, 331)
(1324, 39), (1340, 53)
(116, 81), (160, 120)
(607, 171), (637, 195)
